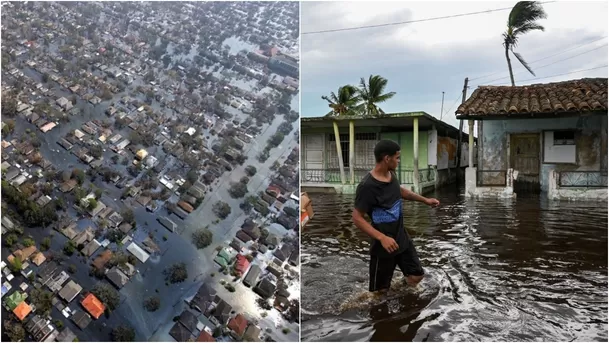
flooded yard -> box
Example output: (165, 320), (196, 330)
(301, 187), (608, 342)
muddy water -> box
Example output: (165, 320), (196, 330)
(301, 188), (608, 342)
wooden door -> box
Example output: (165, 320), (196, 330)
(510, 133), (541, 193)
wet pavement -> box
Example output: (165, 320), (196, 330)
(301, 187), (608, 342)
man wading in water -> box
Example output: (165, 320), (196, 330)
(352, 139), (440, 294)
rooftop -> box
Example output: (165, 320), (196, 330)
(81, 293), (105, 319)
(456, 78), (608, 119)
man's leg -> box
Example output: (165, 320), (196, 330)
(396, 240), (425, 286)
(369, 254), (397, 293)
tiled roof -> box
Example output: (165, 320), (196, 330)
(228, 314), (248, 337)
(13, 301), (32, 321)
(456, 78), (608, 118)
(81, 293), (105, 319)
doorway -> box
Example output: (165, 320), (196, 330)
(510, 133), (541, 193)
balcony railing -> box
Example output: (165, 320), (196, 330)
(477, 170), (507, 187)
(301, 168), (436, 185)
(559, 171), (608, 188)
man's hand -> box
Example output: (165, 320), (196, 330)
(379, 235), (399, 253)
(425, 198), (440, 208)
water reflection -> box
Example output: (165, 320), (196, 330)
(301, 187), (608, 342)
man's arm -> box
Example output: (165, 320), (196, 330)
(352, 208), (399, 253)
(400, 186), (440, 207)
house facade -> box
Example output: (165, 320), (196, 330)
(456, 78), (607, 201)
(301, 112), (475, 194)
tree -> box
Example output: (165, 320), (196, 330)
(111, 325), (135, 342)
(503, 1), (547, 86)
(143, 296), (160, 312)
(22, 237), (35, 247)
(192, 228), (213, 249)
(212, 201), (231, 219)
(90, 145), (103, 159)
(91, 282), (121, 310)
(122, 208), (135, 224)
(63, 241), (76, 256)
(245, 165), (257, 177)
(228, 181), (248, 198)
(3, 321), (25, 342)
(357, 75), (395, 116)
(94, 188), (103, 199)
(164, 263), (188, 284)
(322, 85), (361, 185)
(41, 237), (51, 251)
(29, 289), (53, 316)
(9, 256), (22, 272)
(4, 234), (18, 247)
(87, 198), (98, 211)
(72, 169), (85, 185)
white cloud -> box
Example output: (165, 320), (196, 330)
(301, 0), (609, 129)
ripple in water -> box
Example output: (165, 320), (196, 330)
(301, 187), (608, 342)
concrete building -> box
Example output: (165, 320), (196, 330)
(301, 111), (474, 194)
(456, 78), (607, 201)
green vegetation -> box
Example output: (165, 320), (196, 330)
(192, 228), (213, 249)
(143, 296), (160, 312)
(4, 233), (18, 247)
(164, 263), (188, 284)
(111, 325), (135, 342)
(212, 201), (231, 219)
(22, 237), (35, 247)
(92, 282), (121, 311)
(63, 241), (77, 256)
(1, 181), (58, 226)
(41, 237), (51, 251)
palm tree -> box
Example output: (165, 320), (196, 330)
(503, 1), (547, 86)
(357, 75), (396, 116)
(322, 85), (360, 184)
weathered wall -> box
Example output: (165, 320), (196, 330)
(380, 131), (429, 169)
(481, 115), (606, 190)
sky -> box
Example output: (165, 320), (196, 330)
(300, 1), (609, 129)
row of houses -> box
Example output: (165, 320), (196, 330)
(301, 78), (607, 201)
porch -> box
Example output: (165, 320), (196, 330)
(457, 78), (608, 201)
(301, 111), (470, 194)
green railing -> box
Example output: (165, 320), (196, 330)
(302, 168), (436, 184)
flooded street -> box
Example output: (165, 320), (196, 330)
(301, 187), (608, 342)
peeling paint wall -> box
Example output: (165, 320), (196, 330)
(481, 114), (607, 191)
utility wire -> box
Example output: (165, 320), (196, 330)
(480, 43), (608, 85)
(491, 65), (608, 86)
(442, 93), (463, 118)
(469, 35), (608, 82)
(302, 1), (557, 35)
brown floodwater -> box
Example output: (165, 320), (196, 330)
(301, 187), (608, 342)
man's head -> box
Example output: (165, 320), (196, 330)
(374, 140), (401, 171)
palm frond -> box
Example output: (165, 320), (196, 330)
(513, 22), (545, 36)
(372, 91), (396, 103)
(512, 50), (536, 76)
(508, 1), (547, 29)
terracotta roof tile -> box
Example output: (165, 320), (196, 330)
(81, 293), (105, 319)
(456, 78), (608, 118)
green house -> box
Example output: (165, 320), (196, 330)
(4, 291), (27, 311)
(301, 111), (475, 194)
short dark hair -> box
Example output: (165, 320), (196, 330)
(374, 140), (401, 162)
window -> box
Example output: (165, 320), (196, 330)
(553, 130), (575, 145)
(328, 133), (378, 167)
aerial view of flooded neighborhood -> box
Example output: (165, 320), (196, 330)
(0, 1), (300, 342)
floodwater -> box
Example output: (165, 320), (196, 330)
(301, 187), (608, 342)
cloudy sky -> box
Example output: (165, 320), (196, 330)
(300, 1), (608, 129)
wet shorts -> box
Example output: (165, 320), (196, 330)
(369, 242), (424, 292)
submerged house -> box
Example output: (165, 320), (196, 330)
(301, 111), (474, 194)
(455, 78), (607, 201)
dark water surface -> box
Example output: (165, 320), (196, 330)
(301, 187), (608, 342)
